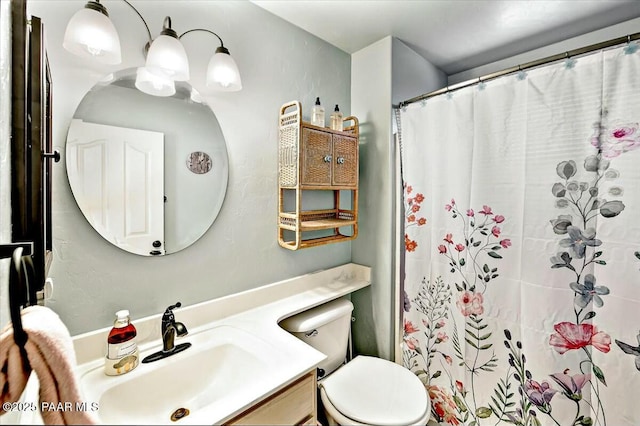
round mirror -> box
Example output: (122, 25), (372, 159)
(66, 67), (229, 256)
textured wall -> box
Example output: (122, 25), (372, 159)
(27, 0), (351, 335)
(350, 37), (447, 361)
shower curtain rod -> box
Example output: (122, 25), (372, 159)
(397, 31), (640, 109)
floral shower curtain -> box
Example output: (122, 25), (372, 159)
(399, 42), (640, 426)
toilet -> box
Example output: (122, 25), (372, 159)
(280, 298), (431, 426)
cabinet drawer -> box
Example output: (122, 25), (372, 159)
(226, 372), (316, 425)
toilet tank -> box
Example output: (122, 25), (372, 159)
(280, 298), (353, 377)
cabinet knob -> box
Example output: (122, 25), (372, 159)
(323, 155), (332, 163)
(336, 157), (345, 164)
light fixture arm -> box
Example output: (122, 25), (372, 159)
(179, 28), (225, 50)
(121, 0), (153, 44)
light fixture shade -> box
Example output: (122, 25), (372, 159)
(135, 67), (176, 97)
(145, 35), (190, 81)
(63, 7), (121, 65)
(206, 48), (242, 92)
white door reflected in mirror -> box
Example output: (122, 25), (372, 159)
(67, 119), (165, 256)
(65, 67), (229, 256)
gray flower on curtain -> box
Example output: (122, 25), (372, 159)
(549, 215), (573, 235)
(569, 274), (610, 308)
(615, 332), (640, 372)
(558, 226), (601, 258)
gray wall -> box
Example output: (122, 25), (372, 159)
(27, 0), (351, 335)
(350, 37), (447, 360)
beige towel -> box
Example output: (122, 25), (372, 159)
(0, 306), (98, 425)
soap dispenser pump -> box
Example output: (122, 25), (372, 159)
(330, 104), (343, 131)
(311, 97), (325, 127)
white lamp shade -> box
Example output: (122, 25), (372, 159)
(135, 67), (176, 97)
(145, 35), (190, 81)
(206, 51), (242, 92)
(63, 8), (121, 65)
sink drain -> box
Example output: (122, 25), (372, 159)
(170, 407), (190, 422)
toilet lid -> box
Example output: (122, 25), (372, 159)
(320, 356), (428, 426)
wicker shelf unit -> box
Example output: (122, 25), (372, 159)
(278, 101), (359, 250)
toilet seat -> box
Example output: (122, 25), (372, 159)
(319, 356), (430, 426)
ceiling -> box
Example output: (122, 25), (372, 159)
(251, 0), (640, 76)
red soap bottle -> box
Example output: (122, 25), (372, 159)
(105, 310), (139, 375)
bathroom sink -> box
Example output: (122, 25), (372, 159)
(80, 325), (281, 425)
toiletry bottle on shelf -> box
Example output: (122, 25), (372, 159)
(330, 104), (344, 131)
(104, 310), (139, 376)
(311, 97), (325, 127)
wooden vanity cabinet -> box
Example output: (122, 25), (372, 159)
(278, 101), (359, 250)
(225, 371), (317, 425)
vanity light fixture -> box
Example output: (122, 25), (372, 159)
(134, 66), (176, 97)
(63, 0), (121, 65)
(145, 17), (189, 81)
(63, 0), (242, 95)
(180, 29), (243, 92)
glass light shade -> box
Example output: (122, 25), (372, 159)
(145, 35), (190, 81)
(63, 8), (121, 65)
(135, 67), (176, 97)
(206, 50), (242, 92)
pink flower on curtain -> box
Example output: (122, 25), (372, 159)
(549, 322), (611, 354)
(466, 209), (475, 217)
(524, 379), (557, 413)
(445, 204), (453, 211)
(444, 233), (454, 244)
(405, 336), (419, 351)
(457, 291), (484, 316)
(455, 243), (465, 252)
(493, 214), (505, 223)
(591, 122), (640, 158)
(500, 239), (512, 248)
(438, 245), (447, 254)
(491, 226), (501, 237)
(418, 218), (427, 225)
(479, 205), (493, 215)
(404, 319), (419, 334)
(549, 370), (590, 401)
(408, 214), (415, 223)
(427, 385), (460, 425)
(414, 193), (425, 203)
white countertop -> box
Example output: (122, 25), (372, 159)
(16, 263), (371, 425)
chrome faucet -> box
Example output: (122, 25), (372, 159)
(142, 302), (192, 364)
(162, 302), (189, 352)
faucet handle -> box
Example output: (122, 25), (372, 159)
(166, 302), (182, 312)
(163, 302), (182, 321)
